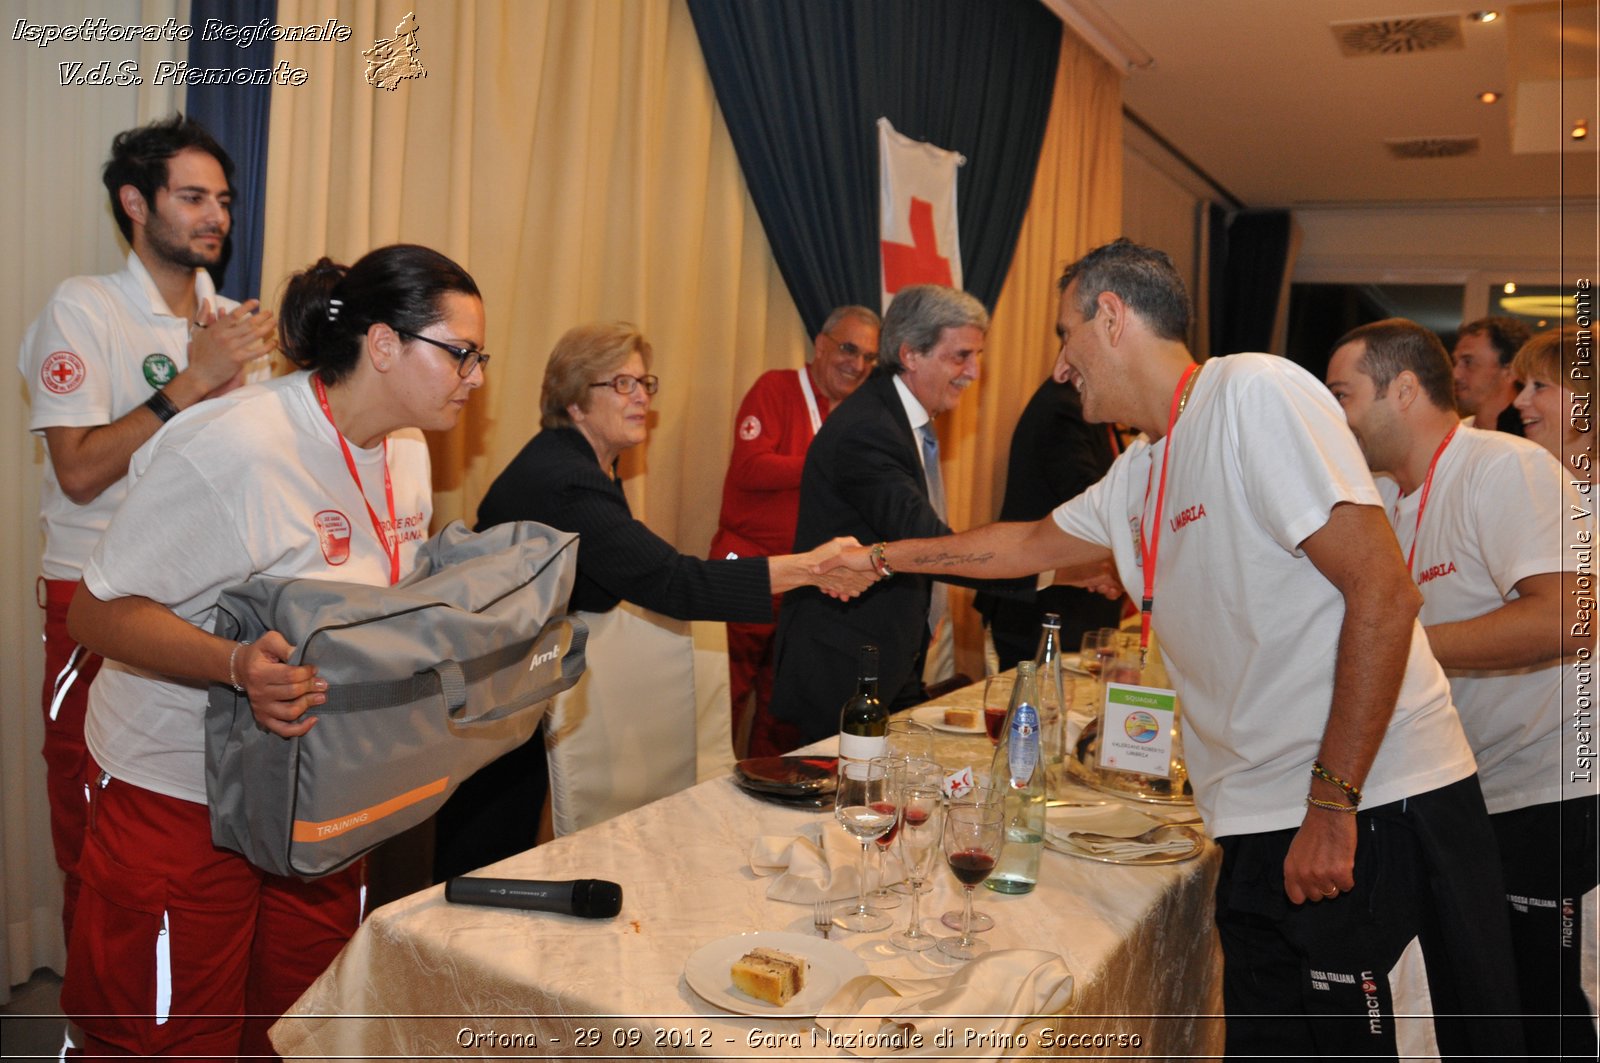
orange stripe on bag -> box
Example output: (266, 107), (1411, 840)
(291, 777), (449, 843)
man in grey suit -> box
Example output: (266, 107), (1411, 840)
(763, 285), (1000, 748)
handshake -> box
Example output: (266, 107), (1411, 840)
(795, 538), (881, 601)
(796, 535), (1125, 603)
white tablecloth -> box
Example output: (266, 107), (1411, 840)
(273, 680), (1224, 1060)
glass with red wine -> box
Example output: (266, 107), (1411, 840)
(940, 784), (1001, 933)
(939, 801), (1004, 960)
(890, 779), (945, 951)
(887, 757), (942, 897)
(982, 674), (1014, 746)
(865, 756), (904, 911)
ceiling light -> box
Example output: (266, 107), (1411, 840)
(1470, 10), (1500, 23)
(1477, 90), (1501, 104)
(1574, 120), (1590, 141)
(1503, 282), (1517, 294)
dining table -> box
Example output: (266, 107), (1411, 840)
(271, 671), (1227, 1060)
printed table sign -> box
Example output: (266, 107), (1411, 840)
(1098, 682), (1176, 778)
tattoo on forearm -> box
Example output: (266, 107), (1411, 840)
(910, 550), (995, 568)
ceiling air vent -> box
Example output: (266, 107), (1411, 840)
(1331, 15), (1464, 57)
(1384, 135), (1480, 160)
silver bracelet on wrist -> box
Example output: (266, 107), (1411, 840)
(229, 639), (253, 693)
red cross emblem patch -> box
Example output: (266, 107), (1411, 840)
(41, 351), (86, 395)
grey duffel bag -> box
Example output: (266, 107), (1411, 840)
(205, 520), (586, 878)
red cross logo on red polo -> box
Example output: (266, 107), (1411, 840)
(41, 351), (86, 394)
(738, 414), (762, 441)
(314, 510), (352, 566)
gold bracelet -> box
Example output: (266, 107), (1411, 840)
(869, 542), (894, 578)
(1305, 795), (1358, 815)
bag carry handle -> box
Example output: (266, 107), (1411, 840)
(311, 616), (589, 723)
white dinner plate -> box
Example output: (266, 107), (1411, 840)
(1044, 823), (1205, 865)
(910, 704), (985, 735)
(683, 931), (867, 1017)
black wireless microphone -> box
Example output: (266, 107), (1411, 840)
(445, 876), (623, 919)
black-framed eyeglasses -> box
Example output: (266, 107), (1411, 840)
(824, 333), (877, 362)
(589, 374), (659, 396)
(395, 328), (490, 378)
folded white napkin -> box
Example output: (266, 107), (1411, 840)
(1044, 803), (1161, 839)
(816, 948), (1073, 1059)
(1044, 804), (1197, 857)
(1059, 830), (1198, 857)
(750, 823), (904, 903)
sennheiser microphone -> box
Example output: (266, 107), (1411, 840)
(445, 876), (623, 919)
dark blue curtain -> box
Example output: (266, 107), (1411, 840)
(1210, 209), (1293, 356)
(185, 0), (277, 302)
(688, 0), (1060, 336)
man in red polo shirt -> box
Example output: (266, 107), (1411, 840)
(711, 305), (879, 756)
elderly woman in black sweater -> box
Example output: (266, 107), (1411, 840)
(434, 322), (868, 877)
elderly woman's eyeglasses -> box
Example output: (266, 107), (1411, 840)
(589, 374), (660, 396)
(395, 328), (490, 378)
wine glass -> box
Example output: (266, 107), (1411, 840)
(982, 674), (1014, 746)
(939, 785), (1000, 933)
(1080, 629), (1117, 678)
(886, 719), (935, 763)
(890, 757), (943, 896)
(890, 780), (944, 951)
(833, 758), (895, 933)
(866, 756), (904, 911)
(938, 802), (1004, 960)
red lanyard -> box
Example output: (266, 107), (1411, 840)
(1137, 363), (1200, 664)
(312, 376), (400, 585)
(1398, 426), (1456, 578)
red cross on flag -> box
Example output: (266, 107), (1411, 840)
(877, 117), (966, 312)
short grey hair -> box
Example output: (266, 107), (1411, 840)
(878, 286), (989, 372)
(818, 304), (881, 337)
(1059, 239), (1190, 342)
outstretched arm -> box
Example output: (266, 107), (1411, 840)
(818, 516), (1110, 581)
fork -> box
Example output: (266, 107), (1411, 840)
(813, 899), (833, 939)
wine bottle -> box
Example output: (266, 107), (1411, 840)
(837, 644), (887, 772)
(987, 661), (1044, 894)
(1032, 613), (1066, 766)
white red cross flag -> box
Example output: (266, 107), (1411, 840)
(877, 117), (966, 312)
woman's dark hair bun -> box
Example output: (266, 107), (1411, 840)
(276, 245), (478, 383)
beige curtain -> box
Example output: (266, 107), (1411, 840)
(0, 0), (189, 995)
(264, 0), (808, 554)
(943, 30), (1124, 678)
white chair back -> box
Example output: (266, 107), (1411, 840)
(544, 602), (699, 836)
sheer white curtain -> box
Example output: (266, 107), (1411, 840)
(0, 0), (187, 994)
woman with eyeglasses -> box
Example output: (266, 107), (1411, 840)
(62, 244), (484, 1058)
(434, 321), (870, 877)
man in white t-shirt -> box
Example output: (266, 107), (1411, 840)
(17, 114), (276, 942)
(823, 240), (1523, 1058)
(1327, 317), (1596, 1057)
